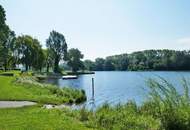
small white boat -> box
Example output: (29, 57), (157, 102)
(62, 75), (78, 79)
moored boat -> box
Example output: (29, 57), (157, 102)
(62, 75), (78, 79)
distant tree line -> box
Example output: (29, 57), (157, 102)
(84, 50), (190, 71)
(0, 5), (84, 73)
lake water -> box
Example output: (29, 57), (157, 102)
(43, 71), (190, 108)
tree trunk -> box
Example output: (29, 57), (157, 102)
(25, 64), (28, 71)
(3, 59), (7, 72)
(4, 64), (7, 72)
(46, 63), (49, 73)
(54, 57), (59, 73)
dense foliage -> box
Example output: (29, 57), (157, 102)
(0, 5), (16, 71)
(84, 50), (190, 71)
(67, 48), (84, 72)
(15, 35), (45, 71)
(46, 30), (67, 73)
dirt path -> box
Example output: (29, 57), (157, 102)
(0, 101), (36, 108)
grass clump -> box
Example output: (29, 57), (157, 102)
(47, 85), (86, 104)
(140, 77), (190, 130)
(75, 102), (161, 130)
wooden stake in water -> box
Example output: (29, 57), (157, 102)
(92, 78), (94, 100)
(90, 78), (96, 112)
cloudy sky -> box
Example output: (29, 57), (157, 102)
(1, 0), (190, 60)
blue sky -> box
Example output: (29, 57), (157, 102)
(1, 0), (190, 60)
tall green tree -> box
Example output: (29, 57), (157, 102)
(15, 35), (42, 71)
(4, 31), (16, 70)
(0, 5), (16, 71)
(0, 4), (7, 69)
(67, 48), (84, 72)
(46, 31), (67, 73)
(44, 49), (54, 72)
(32, 46), (45, 72)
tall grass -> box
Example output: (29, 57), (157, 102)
(77, 101), (161, 130)
(146, 77), (190, 108)
(140, 77), (190, 130)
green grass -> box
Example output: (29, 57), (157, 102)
(0, 72), (86, 104)
(0, 105), (94, 130)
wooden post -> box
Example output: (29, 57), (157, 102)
(92, 78), (94, 100)
(90, 77), (95, 113)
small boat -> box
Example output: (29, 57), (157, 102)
(62, 75), (78, 79)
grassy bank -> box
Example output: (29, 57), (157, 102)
(0, 71), (86, 105)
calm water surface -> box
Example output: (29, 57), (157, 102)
(43, 71), (190, 107)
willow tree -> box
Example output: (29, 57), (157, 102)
(46, 30), (67, 73)
(67, 48), (84, 72)
(15, 35), (43, 71)
(32, 41), (45, 72)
